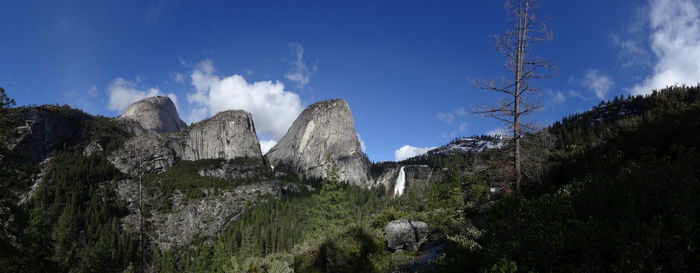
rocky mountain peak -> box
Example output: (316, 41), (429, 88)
(119, 96), (187, 133)
(178, 109), (262, 161)
(265, 99), (371, 186)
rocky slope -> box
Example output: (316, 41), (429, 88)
(265, 99), (371, 186)
(115, 179), (290, 251)
(118, 96), (187, 133)
(426, 136), (504, 156)
(175, 110), (262, 161)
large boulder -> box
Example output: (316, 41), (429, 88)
(265, 99), (371, 186)
(384, 220), (429, 251)
(118, 96), (187, 133)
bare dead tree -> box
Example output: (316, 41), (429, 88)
(472, 0), (556, 192)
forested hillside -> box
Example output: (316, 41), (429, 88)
(1, 86), (699, 272)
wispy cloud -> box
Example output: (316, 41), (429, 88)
(581, 70), (614, 100)
(172, 72), (185, 84)
(437, 107), (468, 124)
(547, 90), (566, 105)
(568, 90), (586, 100)
(87, 85), (98, 96)
(145, 0), (169, 26)
(442, 122), (469, 139)
(436, 112), (454, 124)
(284, 43), (317, 89)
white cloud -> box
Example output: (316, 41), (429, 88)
(394, 145), (438, 161)
(548, 90), (566, 104)
(581, 70), (614, 100)
(454, 107), (468, 116)
(187, 59), (304, 140)
(442, 122), (469, 139)
(436, 112), (454, 124)
(145, 0), (168, 26)
(458, 122), (468, 132)
(259, 139), (277, 155)
(107, 77), (178, 112)
(285, 43), (317, 89)
(87, 85), (98, 96)
(631, 0), (700, 95)
(612, 35), (652, 68)
(173, 72), (185, 84)
(356, 133), (367, 152)
(437, 108), (468, 124)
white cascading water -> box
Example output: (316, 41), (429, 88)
(394, 166), (406, 197)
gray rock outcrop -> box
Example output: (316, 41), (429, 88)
(198, 159), (268, 180)
(109, 133), (180, 176)
(384, 220), (429, 251)
(175, 110), (262, 161)
(83, 140), (104, 157)
(265, 99), (371, 186)
(109, 110), (263, 177)
(115, 179), (285, 251)
(118, 96), (187, 133)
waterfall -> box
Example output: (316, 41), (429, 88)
(394, 166), (406, 197)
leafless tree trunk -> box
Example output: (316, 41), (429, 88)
(472, 0), (555, 192)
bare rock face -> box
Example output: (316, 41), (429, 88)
(118, 96), (187, 133)
(265, 99), (371, 186)
(108, 133), (180, 176)
(176, 110), (262, 161)
(109, 110), (263, 177)
(83, 140), (104, 157)
(9, 106), (92, 164)
(115, 179), (285, 251)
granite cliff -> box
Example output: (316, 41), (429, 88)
(109, 108), (263, 177)
(265, 99), (371, 186)
(118, 96), (187, 133)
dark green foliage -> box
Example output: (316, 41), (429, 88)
(153, 179), (388, 273)
(142, 158), (268, 211)
(0, 98), (142, 272)
(0, 87), (15, 109)
(436, 85), (700, 272)
(28, 148), (138, 273)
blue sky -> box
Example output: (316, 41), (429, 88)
(2, 0), (699, 162)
